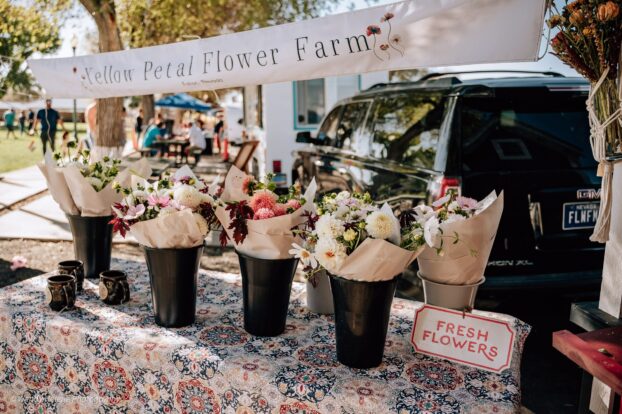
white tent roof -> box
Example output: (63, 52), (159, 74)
(0, 98), (93, 112)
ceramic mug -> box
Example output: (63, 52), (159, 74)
(46, 275), (76, 311)
(99, 270), (130, 305)
(57, 260), (84, 292)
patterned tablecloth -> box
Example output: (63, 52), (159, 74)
(0, 259), (530, 414)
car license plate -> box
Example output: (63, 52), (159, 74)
(562, 202), (600, 230)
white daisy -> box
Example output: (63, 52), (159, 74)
(174, 185), (203, 209)
(365, 211), (397, 240)
(315, 215), (345, 239)
(288, 243), (318, 268)
(314, 238), (346, 273)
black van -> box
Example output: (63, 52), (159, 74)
(292, 72), (603, 295)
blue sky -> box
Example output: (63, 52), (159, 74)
(54, 0), (577, 77)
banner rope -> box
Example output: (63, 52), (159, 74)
(587, 67), (622, 243)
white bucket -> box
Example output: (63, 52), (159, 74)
(418, 272), (485, 311)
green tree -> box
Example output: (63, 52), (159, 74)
(0, 0), (61, 99)
(116, 0), (343, 121)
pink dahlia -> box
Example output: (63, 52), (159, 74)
(456, 196), (478, 210)
(273, 204), (287, 217)
(286, 199), (302, 211)
(249, 190), (277, 212)
(254, 208), (276, 220)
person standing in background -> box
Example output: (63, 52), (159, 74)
(18, 111), (26, 136)
(84, 101), (97, 149)
(33, 99), (66, 155)
(135, 108), (143, 139)
(27, 109), (35, 134)
(3, 108), (16, 139)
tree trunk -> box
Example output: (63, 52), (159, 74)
(79, 0), (125, 151)
(142, 94), (155, 123)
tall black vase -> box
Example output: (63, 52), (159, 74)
(329, 274), (399, 369)
(143, 244), (203, 328)
(66, 214), (113, 279)
(237, 252), (298, 337)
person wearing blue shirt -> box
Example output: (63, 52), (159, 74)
(3, 108), (16, 140)
(33, 99), (65, 155)
(142, 120), (163, 156)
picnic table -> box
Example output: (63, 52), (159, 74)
(0, 259), (530, 413)
(154, 138), (190, 166)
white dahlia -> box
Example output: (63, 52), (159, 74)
(365, 211), (397, 240)
(314, 238), (346, 273)
(315, 215), (345, 240)
(174, 185), (203, 209)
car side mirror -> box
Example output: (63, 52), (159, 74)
(296, 131), (312, 143)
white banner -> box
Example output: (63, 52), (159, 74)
(28, 0), (546, 99)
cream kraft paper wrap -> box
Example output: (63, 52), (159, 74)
(417, 191), (504, 285)
(215, 166), (317, 260)
(127, 165), (215, 249)
(38, 153), (152, 217)
(328, 204), (422, 282)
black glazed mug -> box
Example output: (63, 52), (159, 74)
(57, 260), (84, 292)
(46, 275), (76, 311)
(99, 270), (130, 305)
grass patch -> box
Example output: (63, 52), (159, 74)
(0, 122), (88, 173)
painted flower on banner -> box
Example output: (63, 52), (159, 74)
(366, 25), (381, 36)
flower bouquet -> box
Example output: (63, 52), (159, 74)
(111, 165), (219, 327)
(548, 1), (622, 242)
(214, 166), (316, 336)
(295, 191), (424, 368)
(415, 190), (504, 310)
(38, 148), (151, 279)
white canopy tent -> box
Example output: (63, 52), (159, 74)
(27, 0), (547, 99)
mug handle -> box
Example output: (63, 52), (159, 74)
(120, 281), (130, 304)
(61, 284), (73, 312)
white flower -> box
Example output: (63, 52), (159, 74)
(315, 215), (345, 239)
(87, 176), (103, 191)
(444, 213), (466, 224)
(423, 216), (441, 248)
(174, 185), (203, 209)
(289, 243), (318, 268)
(414, 205), (435, 223)
(365, 211), (397, 240)
(193, 213), (209, 235)
(432, 194), (451, 208)
(314, 238), (346, 273)
(343, 229), (357, 242)
(335, 191), (351, 202)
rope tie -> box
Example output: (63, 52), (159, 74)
(587, 68), (622, 243)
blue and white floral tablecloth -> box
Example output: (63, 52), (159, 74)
(0, 259), (530, 413)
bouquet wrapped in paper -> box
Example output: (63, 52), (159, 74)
(38, 149), (152, 217)
(214, 166), (316, 259)
(293, 191), (425, 282)
(415, 190), (504, 285)
(110, 166), (219, 248)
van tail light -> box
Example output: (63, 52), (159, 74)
(272, 160), (282, 173)
(429, 176), (461, 203)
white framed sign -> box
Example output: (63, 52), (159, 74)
(410, 304), (515, 373)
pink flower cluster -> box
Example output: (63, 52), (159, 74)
(248, 190), (302, 220)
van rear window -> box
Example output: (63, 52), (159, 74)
(460, 91), (595, 172)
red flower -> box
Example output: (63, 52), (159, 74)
(366, 25), (381, 36)
(380, 44), (389, 51)
(381, 12), (394, 22)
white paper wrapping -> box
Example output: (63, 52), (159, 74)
(331, 238), (422, 282)
(417, 191), (504, 285)
(38, 154), (152, 217)
(129, 209), (205, 249)
(215, 166), (317, 260)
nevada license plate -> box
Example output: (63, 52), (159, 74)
(562, 202), (600, 230)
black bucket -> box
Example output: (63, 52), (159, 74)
(329, 274), (399, 369)
(66, 214), (113, 279)
(143, 244), (203, 328)
(237, 251), (298, 337)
